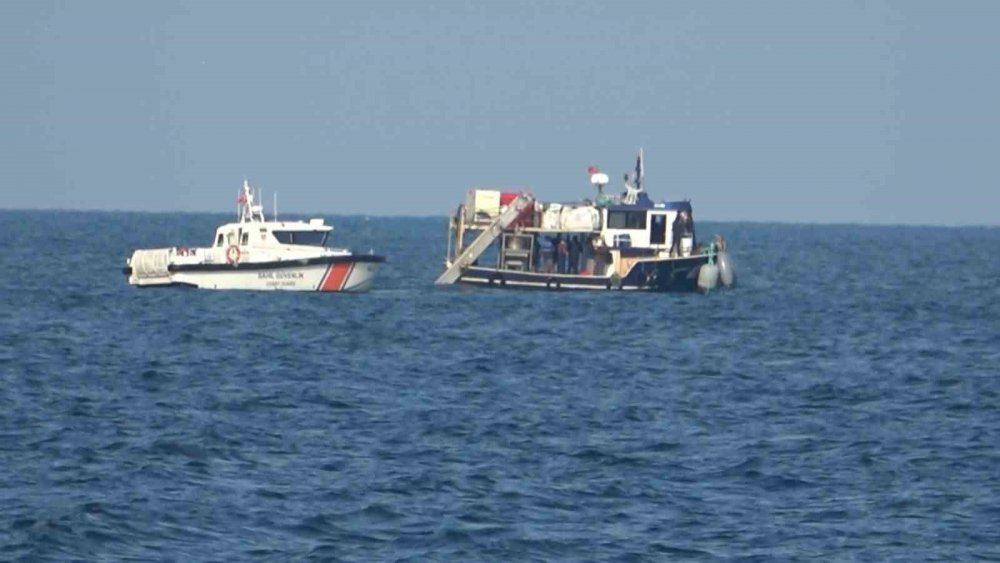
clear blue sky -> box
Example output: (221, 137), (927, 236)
(2, 1), (998, 224)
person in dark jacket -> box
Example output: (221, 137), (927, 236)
(565, 236), (578, 274)
(532, 235), (543, 272)
(670, 211), (686, 257)
(556, 235), (569, 274)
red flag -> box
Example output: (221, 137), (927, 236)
(237, 193), (247, 204)
(587, 165), (599, 175)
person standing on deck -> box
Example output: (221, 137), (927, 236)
(580, 236), (594, 274)
(566, 236), (579, 274)
(684, 210), (695, 246)
(670, 211), (686, 257)
(556, 236), (569, 274)
(545, 236), (558, 272)
(577, 236), (587, 274)
(532, 235), (543, 272)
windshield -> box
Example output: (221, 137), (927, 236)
(272, 230), (328, 246)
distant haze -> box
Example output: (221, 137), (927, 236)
(2, 1), (998, 225)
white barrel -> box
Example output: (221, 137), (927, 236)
(697, 263), (719, 292)
(680, 236), (693, 257)
(717, 251), (735, 287)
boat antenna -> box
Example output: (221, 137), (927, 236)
(635, 147), (644, 192)
(238, 179), (245, 220)
(274, 192), (278, 221)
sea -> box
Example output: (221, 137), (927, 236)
(1, 210), (998, 561)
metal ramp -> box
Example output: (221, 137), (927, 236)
(435, 193), (534, 285)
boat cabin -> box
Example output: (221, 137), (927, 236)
(212, 219), (332, 250)
(211, 181), (334, 252)
(598, 200), (694, 252)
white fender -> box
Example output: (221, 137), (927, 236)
(697, 263), (719, 293)
(717, 251), (736, 288)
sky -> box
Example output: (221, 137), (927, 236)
(1, 1), (998, 225)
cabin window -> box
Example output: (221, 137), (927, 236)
(607, 210), (647, 230)
(272, 230), (328, 246)
(241, 232), (249, 246)
(216, 234), (224, 247)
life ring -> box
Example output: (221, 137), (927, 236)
(225, 245), (241, 265)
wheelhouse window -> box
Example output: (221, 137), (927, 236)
(273, 230), (328, 246)
(607, 210), (647, 230)
(216, 234), (224, 247)
(241, 232), (249, 245)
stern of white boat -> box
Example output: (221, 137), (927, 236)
(126, 248), (174, 286)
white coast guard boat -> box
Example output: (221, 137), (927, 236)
(123, 181), (385, 292)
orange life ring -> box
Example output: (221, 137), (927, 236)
(225, 245), (241, 265)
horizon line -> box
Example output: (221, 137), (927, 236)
(1, 205), (997, 230)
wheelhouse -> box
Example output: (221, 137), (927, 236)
(212, 219), (333, 250)
(599, 201), (693, 251)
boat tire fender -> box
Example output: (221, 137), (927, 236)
(546, 278), (560, 290)
(607, 273), (622, 290)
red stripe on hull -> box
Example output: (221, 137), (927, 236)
(319, 263), (352, 292)
(339, 263), (356, 291)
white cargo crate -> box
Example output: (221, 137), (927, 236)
(465, 189), (502, 222)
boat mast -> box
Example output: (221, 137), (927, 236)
(239, 179), (265, 223)
(636, 147), (644, 192)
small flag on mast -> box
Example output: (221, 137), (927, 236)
(238, 179), (249, 204)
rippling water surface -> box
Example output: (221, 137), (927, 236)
(1, 211), (998, 560)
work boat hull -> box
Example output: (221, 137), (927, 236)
(456, 254), (711, 292)
(126, 252), (384, 293)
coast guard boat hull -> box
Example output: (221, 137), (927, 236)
(125, 252), (383, 292)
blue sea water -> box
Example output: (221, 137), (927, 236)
(1, 210), (998, 560)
